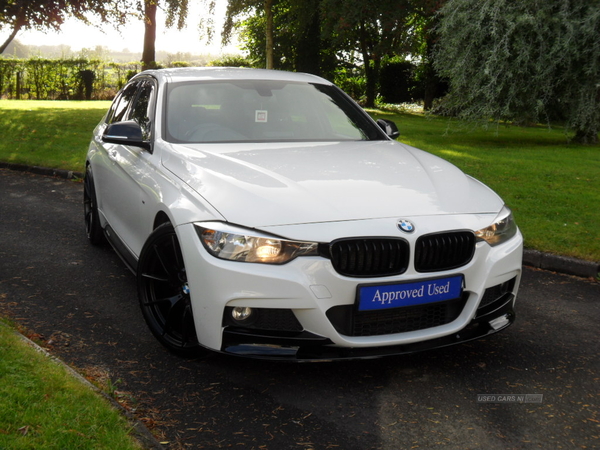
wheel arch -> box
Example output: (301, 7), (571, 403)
(153, 211), (172, 230)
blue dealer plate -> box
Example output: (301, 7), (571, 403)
(358, 275), (464, 312)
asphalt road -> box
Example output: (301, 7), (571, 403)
(1, 168), (598, 450)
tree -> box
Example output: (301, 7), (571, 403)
(222, 0), (277, 70)
(321, 0), (415, 106)
(265, 0), (273, 69)
(220, 0), (444, 106)
(435, 0), (600, 144)
(406, 0), (447, 110)
(0, 0), (128, 54)
(141, 0), (157, 69)
(140, 0), (190, 70)
(222, 0), (331, 75)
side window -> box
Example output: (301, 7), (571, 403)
(105, 82), (139, 124)
(130, 80), (156, 140)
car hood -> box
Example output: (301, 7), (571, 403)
(161, 140), (503, 227)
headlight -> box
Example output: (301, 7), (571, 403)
(475, 206), (518, 247)
(196, 223), (319, 264)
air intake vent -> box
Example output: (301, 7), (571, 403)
(415, 231), (475, 272)
(326, 295), (468, 336)
(327, 238), (409, 277)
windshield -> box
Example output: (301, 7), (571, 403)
(165, 80), (385, 143)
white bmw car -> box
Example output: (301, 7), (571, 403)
(84, 67), (523, 360)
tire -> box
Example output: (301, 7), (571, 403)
(83, 165), (105, 245)
(137, 223), (204, 357)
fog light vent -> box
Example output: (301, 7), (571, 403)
(223, 307), (303, 332)
(479, 277), (517, 309)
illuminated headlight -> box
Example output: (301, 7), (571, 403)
(196, 223), (319, 264)
(475, 206), (518, 247)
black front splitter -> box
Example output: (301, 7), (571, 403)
(220, 295), (516, 361)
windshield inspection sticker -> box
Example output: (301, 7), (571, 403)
(358, 275), (463, 311)
(255, 110), (268, 122)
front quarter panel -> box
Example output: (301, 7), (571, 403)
(151, 139), (226, 225)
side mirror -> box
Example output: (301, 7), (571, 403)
(103, 120), (151, 151)
(376, 119), (400, 140)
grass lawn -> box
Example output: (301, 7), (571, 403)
(0, 100), (598, 262)
(0, 320), (142, 450)
(0, 100), (110, 173)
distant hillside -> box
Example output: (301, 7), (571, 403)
(2, 39), (217, 65)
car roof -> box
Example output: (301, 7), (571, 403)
(137, 67), (332, 86)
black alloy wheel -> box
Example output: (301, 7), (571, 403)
(83, 165), (105, 245)
(137, 223), (203, 357)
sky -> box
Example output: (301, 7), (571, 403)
(15, 2), (241, 56)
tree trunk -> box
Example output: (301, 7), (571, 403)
(0, 4), (27, 54)
(0, 25), (21, 54)
(295, 7), (321, 75)
(573, 127), (599, 145)
(265, 0), (274, 69)
(359, 21), (377, 107)
(368, 57), (381, 108)
(422, 60), (437, 111)
(141, 0), (158, 71)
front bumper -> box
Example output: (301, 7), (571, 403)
(176, 220), (523, 360)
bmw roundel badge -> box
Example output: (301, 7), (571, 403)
(397, 219), (415, 233)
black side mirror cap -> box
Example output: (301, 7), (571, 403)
(376, 119), (400, 139)
(103, 120), (152, 151)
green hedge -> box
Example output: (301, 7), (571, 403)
(0, 57), (142, 100)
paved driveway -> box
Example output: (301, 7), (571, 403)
(1, 168), (598, 450)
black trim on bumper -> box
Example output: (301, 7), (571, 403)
(220, 294), (516, 361)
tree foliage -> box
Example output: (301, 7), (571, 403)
(222, 0), (332, 76)
(223, 0), (430, 106)
(221, 0), (278, 69)
(0, 0), (129, 53)
(221, 0), (262, 46)
(320, 0), (416, 106)
(435, 0), (600, 143)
